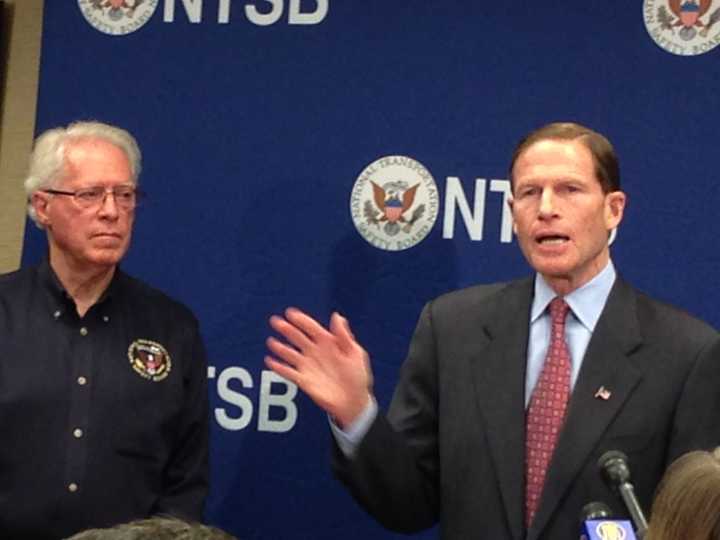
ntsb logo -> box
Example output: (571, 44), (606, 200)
(644, 0), (720, 55)
(78, 0), (329, 35)
(350, 156), (439, 251)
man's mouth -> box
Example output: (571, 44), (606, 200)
(536, 235), (569, 245)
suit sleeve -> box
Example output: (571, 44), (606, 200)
(156, 318), (210, 520)
(668, 335), (720, 462)
(332, 302), (441, 533)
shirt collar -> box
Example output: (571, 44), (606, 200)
(38, 258), (122, 309)
(38, 258), (70, 304)
(531, 261), (617, 331)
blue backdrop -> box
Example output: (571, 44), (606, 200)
(23, 1), (720, 538)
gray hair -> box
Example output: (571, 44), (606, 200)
(64, 517), (237, 540)
(25, 120), (142, 227)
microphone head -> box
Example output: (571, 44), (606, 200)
(598, 450), (631, 487)
(581, 501), (613, 522)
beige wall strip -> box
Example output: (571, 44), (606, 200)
(0, 0), (44, 273)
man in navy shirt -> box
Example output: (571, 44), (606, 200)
(0, 121), (209, 539)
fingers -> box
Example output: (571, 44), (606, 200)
(269, 314), (314, 350)
(264, 356), (301, 386)
(330, 312), (356, 353)
(266, 336), (304, 367)
(268, 308), (362, 367)
(284, 307), (332, 341)
(270, 307), (333, 347)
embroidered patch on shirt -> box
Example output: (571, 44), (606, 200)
(128, 339), (172, 382)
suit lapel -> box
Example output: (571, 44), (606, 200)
(471, 277), (533, 540)
(528, 278), (644, 540)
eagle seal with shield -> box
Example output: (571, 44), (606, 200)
(364, 180), (426, 236)
(657, 0), (720, 40)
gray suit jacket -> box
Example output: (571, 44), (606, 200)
(333, 276), (720, 540)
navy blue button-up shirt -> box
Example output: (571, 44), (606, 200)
(0, 260), (209, 539)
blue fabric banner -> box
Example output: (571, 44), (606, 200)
(25, 1), (720, 538)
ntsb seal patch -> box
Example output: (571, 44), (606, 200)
(128, 339), (172, 381)
(78, 0), (159, 36)
(644, 0), (720, 55)
(350, 155), (439, 251)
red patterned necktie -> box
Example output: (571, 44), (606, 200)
(525, 297), (572, 528)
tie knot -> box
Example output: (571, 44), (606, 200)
(549, 297), (570, 325)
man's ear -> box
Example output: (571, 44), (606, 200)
(605, 191), (626, 230)
(31, 192), (51, 227)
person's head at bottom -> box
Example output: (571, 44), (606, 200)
(64, 516), (237, 540)
(645, 447), (720, 540)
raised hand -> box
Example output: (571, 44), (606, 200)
(265, 307), (373, 428)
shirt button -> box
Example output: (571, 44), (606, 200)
(73, 428), (83, 438)
(102, 315), (110, 323)
(79, 327), (88, 336)
(68, 483), (78, 493)
(53, 310), (61, 319)
(77, 376), (87, 386)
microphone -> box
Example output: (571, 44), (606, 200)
(598, 450), (648, 538)
(580, 501), (638, 539)
(582, 501), (613, 521)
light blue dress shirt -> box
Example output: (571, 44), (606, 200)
(333, 261), (617, 455)
(525, 261), (616, 407)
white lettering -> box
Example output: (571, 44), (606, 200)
(162, 0), (329, 25)
(442, 177), (486, 241)
(489, 179), (513, 243)
(213, 366), (254, 430)
(164, 0), (203, 22)
(246, 0), (284, 26)
(288, 0), (328, 24)
(218, 0), (232, 23)
(258, 371), (298, 432)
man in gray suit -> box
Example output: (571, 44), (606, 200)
(265, 122), (720, 540)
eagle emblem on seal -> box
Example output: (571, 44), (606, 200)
(128, 339), (172, 382)
(657, 0), (720, 39)
(88, 0), (147, 20)
(363, 180), (425, 236)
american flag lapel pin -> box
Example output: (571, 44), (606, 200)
(594, 386), (612, 400)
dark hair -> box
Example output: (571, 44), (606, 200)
(509, 122), (620, 193)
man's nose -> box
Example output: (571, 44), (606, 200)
(98, 190), (120, 218)
(538, 189), (556, 218)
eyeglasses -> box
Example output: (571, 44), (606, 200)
(42, 185), (141, 210)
